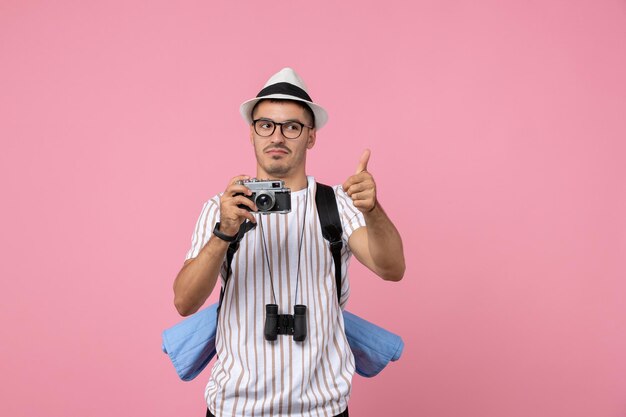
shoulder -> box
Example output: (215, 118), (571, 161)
(311, 182), (349, 210)
(310, 179), (346, 201)
(203, 193), (222, 209)
(193, 194), (222, 220)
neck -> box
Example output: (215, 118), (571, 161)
(284, 175), (309, 192)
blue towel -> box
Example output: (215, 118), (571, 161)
(162, 304), (403, 381)
(161, 303), (218, 381)
(342, 310), (404, 377)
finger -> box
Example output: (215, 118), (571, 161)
(221, 204), (257, 227)
(343, 173), (373, 195)
(228, 195), (257, 211)
(227, 175), (251, 188)
(344, 184), (357, 197)
(234, 207), (257, 223)
(353, 199), (372, 211)
(355, 149), (371, 174)
(342, 174), (359, 192)
(346, 179), (372, 195)
(346, 187), (364, 199)
(225, 184), (253, 196)
(351, 186), (374, 199)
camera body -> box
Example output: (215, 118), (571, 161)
(237, 179), (291, 214)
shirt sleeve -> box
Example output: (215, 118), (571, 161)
(185, 195), (221, 260)
(334, 185), (366, 245)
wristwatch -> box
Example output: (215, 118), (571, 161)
(213, 222), (238, 242)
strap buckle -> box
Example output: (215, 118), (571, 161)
(329, 240), (343, 253)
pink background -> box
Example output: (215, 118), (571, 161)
(1, 1), (625, 416)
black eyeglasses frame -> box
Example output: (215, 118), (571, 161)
(252, 118), (313, 139)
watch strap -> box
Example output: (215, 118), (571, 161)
(213, 222), (238, 242)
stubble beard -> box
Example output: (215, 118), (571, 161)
(264, 163), (290, 176)
(256, 144), (307, 179)
(260, 151), (304, 178)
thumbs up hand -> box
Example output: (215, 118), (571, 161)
(342, 149), (377, 213)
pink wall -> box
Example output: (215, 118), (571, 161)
(1, 1), (625, 416)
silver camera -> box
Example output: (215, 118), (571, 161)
(237, 179), (291, 214)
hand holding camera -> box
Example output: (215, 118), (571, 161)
(217, 177), (293, 239)
(218, 175), (258, 237)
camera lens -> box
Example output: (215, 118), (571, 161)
(255, 193), (275, 211)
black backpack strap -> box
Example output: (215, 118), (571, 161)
(315, 182), (344, 305)
(217, 220), (256, 317)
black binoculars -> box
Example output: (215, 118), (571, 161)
(264, 304), (307, 342)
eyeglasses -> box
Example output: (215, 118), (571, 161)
(253, 118), (313, 139)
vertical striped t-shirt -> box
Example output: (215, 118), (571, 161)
(185, 177), (366, 417)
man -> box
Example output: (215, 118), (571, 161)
(173, 68), (405, 417)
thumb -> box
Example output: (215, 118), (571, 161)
(355, 149), (371, 174)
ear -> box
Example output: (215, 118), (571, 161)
(306, 129), (316, 149)
(249, 125), (255, 145)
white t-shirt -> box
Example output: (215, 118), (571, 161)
(186, 177), (366, 417)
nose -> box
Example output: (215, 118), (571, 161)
(269, 126), (286, 143)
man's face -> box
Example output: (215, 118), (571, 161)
(250, 100), (316, 178)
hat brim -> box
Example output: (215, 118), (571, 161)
(240, 94), (328, 130)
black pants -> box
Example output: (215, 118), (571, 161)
(206, 407), (349, 417)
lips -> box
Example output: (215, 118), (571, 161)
(265, 147), (289, 155)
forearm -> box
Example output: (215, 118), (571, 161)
(363, 203), (405, 281)
(173, 235), (230, 316)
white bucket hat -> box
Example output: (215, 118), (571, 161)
(239, 67), (328, 129)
